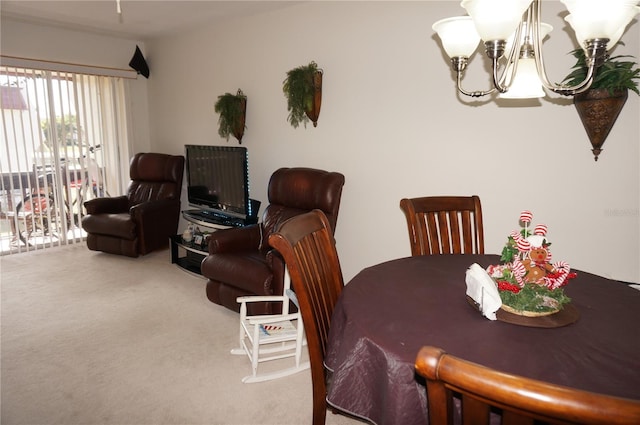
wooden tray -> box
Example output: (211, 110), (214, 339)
(500, 303), (558, 317)
(466, 296), (580, 328)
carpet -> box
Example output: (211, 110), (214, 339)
(0, 244), (360, 425)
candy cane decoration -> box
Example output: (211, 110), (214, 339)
(516, 238), (531, 260)
(520, 210), (533, 223)
(519, 210), (533, 238)
(554, 261), (570, 284)
(544, 261), (571, 289)
(534, 224), (547, 236)
(511, 260), (526, 286)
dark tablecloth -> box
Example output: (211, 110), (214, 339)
(325, 254), (640, 425)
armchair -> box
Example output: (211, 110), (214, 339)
(81, 152), (185, 257)
(201, 167), (345, 315)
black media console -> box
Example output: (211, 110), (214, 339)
(182, 209), (258, 228)
(170, 210), (257, 276)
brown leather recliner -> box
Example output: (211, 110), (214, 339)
(201, 167), (345, 315)
(81, 152), (185, 257)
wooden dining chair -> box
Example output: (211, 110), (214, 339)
(415, 346), (640, 425)
(268, 209), (345, 425)
(399, 195), (484, 256)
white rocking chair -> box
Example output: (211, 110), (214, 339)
(231, 268), (309, 383)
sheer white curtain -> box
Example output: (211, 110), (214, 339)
(1, 64), (132, 254)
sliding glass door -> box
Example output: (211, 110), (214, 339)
(1, 66), (131, 255)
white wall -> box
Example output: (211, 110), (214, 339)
(146, 1), (639, 283)
(0, 18), (152, 155)
(3, 2), (639, 284)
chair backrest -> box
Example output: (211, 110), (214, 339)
(127, 152), (185, 205)
(415, 346), (640, 425)
(259, 167), (345, 251)
(399, 195), (484, 256)
(268, 210), (345, 425)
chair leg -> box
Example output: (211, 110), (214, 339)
(231, 303), (248, 356)
(238, 303), (247, 349)
(238, 324), (244, 350)
(295, 324), (304, 367)
(312, 399), (327, 425)
(250, 322), (261, 378)
(312, 378), (328, 425)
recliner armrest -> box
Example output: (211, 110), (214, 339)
(266, 249), (286, 296)
(207, 224), (262, 254)
(130, 198), (179, 219)
(130, 198), (182, 255)
(84, 196), (129, 214)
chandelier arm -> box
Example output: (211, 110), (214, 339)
(529, 0), (574, 93)
(530, 0), (554, 90)
(482, 40), (512, 94)
(497, 20), (525, 91)
(529, 0), (607, 96)
(547, 61), (597, 95)
(491, 56), (509, 94)
(449, 57), (496, 98)
(456, 68), (497, 98)
(538, 39), (605, 96)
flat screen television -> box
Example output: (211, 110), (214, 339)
(185, 145), (254, 220)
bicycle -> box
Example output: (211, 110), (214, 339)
(64, 144), (108, 222)
(13, 171), (70, 246)
(14, 145), (108, 246)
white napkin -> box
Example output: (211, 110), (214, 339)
(465, 263), (502, 320)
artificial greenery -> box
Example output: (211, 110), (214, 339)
(501, 231), (529, 263)
(494, 268), (570, 313)
(283, 61), (320, 128)
(214, 89), (247, 141)
(562, 48), (640, 96)
(499, 283), (571, 314)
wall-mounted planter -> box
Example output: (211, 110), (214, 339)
(214, 89), (247, 143)
(283, 61), (323, 128)
(306, 70), (323, 127)
(573, 88), (628, 161)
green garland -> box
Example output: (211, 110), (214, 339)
(500, 284), (571, 313)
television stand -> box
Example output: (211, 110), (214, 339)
(170, 235), (211, 276)
(170, 210), (255, 276)
(182, 209), (258, 228)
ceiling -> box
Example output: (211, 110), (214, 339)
(0, 1), (300, 40)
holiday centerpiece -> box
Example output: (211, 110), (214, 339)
(486, 210), (577, 317)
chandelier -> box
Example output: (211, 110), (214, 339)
(432, 0), (640, 99)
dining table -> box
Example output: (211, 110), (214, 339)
(324, 254), (640, 425)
